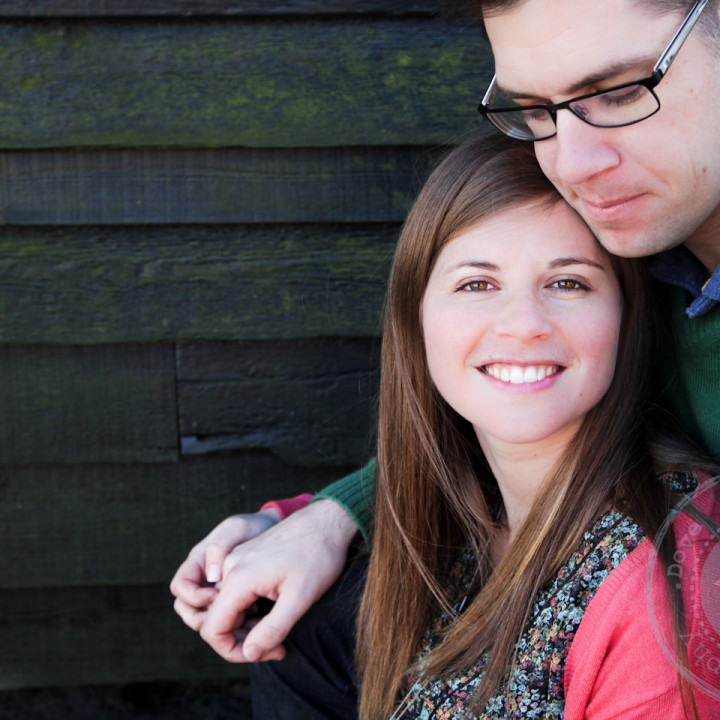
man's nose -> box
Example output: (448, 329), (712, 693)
(550, 109), (621, 186)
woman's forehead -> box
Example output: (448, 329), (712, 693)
(436, 201), (607, 266)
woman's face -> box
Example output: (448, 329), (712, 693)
(421, 200), (624, 455)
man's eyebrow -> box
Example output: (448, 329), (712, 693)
(496, 55), (655, 101)
(548, 256), (606, 271)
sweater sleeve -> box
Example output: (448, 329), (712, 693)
(312, 457), (376, 541)
(564, 478), (720, 720)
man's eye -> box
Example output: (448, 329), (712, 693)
(521, 107), (549, 121)
(599, 84), (645, 106)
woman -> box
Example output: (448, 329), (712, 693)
(183, 131), (720, 718)
(354, 132), (719, 719)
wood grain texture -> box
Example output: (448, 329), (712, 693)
(0, 1), (440, 17)
(178, 339), (379, 465)
(0, 584), (246, 689)
(0, 19), (489, 148)
(0, 224), (396, 344)
(0, 454), (347, 589)
(0, 147), (440, 224)
(0, 344), (178, 464)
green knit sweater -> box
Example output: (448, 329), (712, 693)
(315, 284), (720, 539)
(658, 283), (720, 461)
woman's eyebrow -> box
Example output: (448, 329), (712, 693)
(448, 260), (500, 272)
(549, 256), (606, 271)
(444, 258), (606, 273)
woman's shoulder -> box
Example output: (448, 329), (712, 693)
(564, 470), (720, 719)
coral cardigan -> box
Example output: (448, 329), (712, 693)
(564, 478), (720, 719)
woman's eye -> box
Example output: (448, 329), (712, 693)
(551, 278), (589, 292)
(460, 280), (495, 292)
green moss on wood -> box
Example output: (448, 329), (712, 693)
(0, 19), (492, 149)
(0, 223), (400, 344)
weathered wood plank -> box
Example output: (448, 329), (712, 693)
(0, 455), (351, 588)
(0, 584), (246, 689)
(0, 0), (440, 16)
(0, 147), (441, 225)
(0, 19), (489, 148)
(0, 344), (178, 464)
(0, 224), (397, 344)
(178, 339), (379, 465)
(177, 337), (380, 379)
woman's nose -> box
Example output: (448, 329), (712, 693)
(492, 292), (553, 341)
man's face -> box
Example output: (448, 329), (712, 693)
(485, 0), (720, 269)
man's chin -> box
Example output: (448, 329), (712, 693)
(592, 227), (679, 259)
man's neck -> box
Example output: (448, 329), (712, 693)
(685, 240), (720, 275)
(685, 212), (720, 274)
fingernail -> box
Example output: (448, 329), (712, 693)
(244, 644), (260, 662)
(206, 564), (221, 583)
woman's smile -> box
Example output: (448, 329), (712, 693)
(481, 363), (563, 385)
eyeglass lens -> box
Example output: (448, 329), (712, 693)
(488, 84), (660, 140)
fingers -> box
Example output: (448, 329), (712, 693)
(205, 543), (227, 584)
(198, 569), (310, 663)
(173, 596), (210, 632)
(169, 558), (218, 608)
(224, 621), (287, 663)
(199, 613), (287, 663)
(199, 582), (262, 662)
(240, 591), (309, 662)
(170, 512), (281, 611)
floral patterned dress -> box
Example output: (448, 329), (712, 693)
(391, 472), (696, 720)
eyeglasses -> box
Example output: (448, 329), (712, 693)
(478, 0), (709, 141)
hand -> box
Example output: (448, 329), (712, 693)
(170, 509), (281, 632)
(198, 499), (358, 663)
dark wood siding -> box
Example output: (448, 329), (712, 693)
(0, 0), (491, 700)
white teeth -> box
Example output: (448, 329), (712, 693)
(484, 364), (558, 384)
(523, 366), (538, 383)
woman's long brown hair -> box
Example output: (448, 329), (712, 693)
(356, 131), (716, 719)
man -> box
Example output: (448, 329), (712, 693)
(171, 0), (720, 715)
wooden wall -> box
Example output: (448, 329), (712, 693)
(0, 0), (490, 696)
